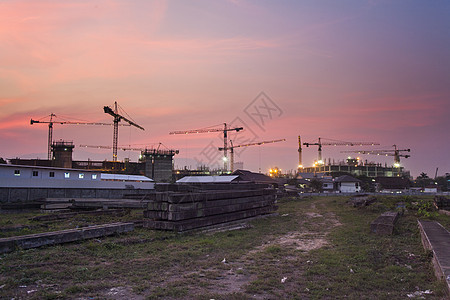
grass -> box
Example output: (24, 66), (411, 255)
(0, 195), (448, 299)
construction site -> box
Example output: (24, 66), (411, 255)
(5, 102), (413, 182)
(1, 103), (450, 300)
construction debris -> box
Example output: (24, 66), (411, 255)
(348, 195), (377, 207)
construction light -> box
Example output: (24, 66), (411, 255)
(222, 157), (228, 162)
(394, 163), (400, 168)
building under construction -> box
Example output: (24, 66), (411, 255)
(10, 141), (178, 183)
(299, 159), (410, 178)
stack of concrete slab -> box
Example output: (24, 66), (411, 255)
(142, 184), (277, 231)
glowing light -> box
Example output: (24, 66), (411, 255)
(222, 157), (228, 162)
(393, 162), (400, 168)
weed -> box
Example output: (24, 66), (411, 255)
(147, 285), (188, 299)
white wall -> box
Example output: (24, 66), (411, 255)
(339, 182), (361, 193)
(0, 165), (154, 189)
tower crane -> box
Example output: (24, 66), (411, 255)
(169, 123), (243, 171)
(341, 144), (410, 167)
(219, 138), (286, 172)
(30, 113), (130, 160)
(103, 101), (145, 162)
(303, 137), (379, 165)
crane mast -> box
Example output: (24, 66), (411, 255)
(103, 101), (144, 162)
(298, 135), (302, 169)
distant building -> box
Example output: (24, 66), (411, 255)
(176, 175), (240, 184)
(375, 177), (410, 193)
(232, 169), (278, 186)
(0, 164), (154, 203)
(335, 175), (362, 193)
(0, 164), (154, 190)
(423, 185), (438, 193)
(301, 163), (410, 178)
(9, 144), (178, 183)
(320, 178), (334, 193)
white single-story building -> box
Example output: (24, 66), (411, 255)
(0, 164), (154, 189)
(335, 175), (362, 193)
(423, 185), (438, 193)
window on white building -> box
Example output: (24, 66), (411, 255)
(49, 172), (55, 178)
(32, 171), (38, 177)
(64, 172), (70, 178)
(14, 170), (20, 176)
(92, 174), (97, 179)
(79, 173), (84, 179)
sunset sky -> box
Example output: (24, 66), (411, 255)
(1, 0), (449, 178)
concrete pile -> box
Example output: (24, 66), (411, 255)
(370, 211), (399, 235)
(142, 183), (277, 231)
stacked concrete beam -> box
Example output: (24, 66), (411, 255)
(143, 184), (277, 231)
(0, 222), (134, 254)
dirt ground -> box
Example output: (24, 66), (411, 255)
(76, 201), (340, 299)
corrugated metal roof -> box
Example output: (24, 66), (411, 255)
(176, 175), (239, 183)
(335, 175), (361, 182)
(101, 173), (154, 182)
(232, 169), (278, 184)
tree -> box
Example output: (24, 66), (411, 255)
(419, 172), (429, 179)
(355, 175), (376, 193)
(310, 178), (323, 193)
(0, 157), (6, 164)
(415, 172), (433, 189)
(435, 176), (449, 192)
